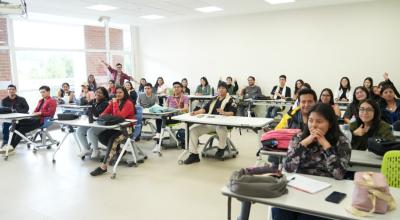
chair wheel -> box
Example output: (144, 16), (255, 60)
(126, 161), (136, 167)
(47, 146), (51, 150)
(158, 152), (162, 157)
(52, 159), (56, 163)
(144, 156), (148, 160)
(33, 149), (37, 153)
(111, 174), (116, 179)
(178, 160), (183, 165)
(81, 156), (85, 160)
(232, 155), (237, 158)
(137, 160), (144, 164)
(27, 144), (31, 149)
(4, 156), (8, 161)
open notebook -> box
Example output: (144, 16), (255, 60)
(287, 174), (331, 194)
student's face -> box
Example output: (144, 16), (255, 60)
(158, 78), (163, 85)
(308, 112), (330, 136)
(182, 80), (188, 87)
(299, 94), (316, 114)
(115, 89), (124, 100)
(124, 82), (132, 90)
(382, 88), (395, 102)
(341, 78), (348, 88)
(173, 84), (183, 94)
(7, 87), (16, 97)
(89, 75), (95, 82)
(320, 91), (332, 104)
(62, 84), (70, 92)
(144, 86), (152, 95)
(200, 79), (206, 86)
(140, 79), (146, 85)
(95, 89), (105, 100)
(373, 86), (380, 96)
(355, 88), (367, 101)
(248, 78), (255, 86)
(218, 87), (227, 96)
(296, 81), (303, 89)
(226, 78), (232, 84)
(279, 78), (286, 86)
(116, 65), (123, 72)
(108, 82), (115, 88)
(359, 102), (375, 124)
(40, 89), (50, 98)
(363, 80), (371, 88)
(82, 85), (88, 92)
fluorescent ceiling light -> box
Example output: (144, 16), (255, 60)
(86, 4), (117, 12)
(195, 6), (223, 13)
(265, 0), (296, 5)
(140, 15), (165, 20)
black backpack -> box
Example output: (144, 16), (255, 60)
(97, 115), (125, 126)
(367, 138), (400, 156)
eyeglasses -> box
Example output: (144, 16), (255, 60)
(359, 108), (374, 113)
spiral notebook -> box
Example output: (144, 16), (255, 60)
(287, 174), (331, 194)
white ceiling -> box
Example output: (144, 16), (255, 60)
(8, 0), (378, 25)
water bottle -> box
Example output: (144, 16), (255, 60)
(340, 124), (352, 143)
(88, 107), (94, 123)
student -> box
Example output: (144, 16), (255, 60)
(138, 78), (147, 93)
(371, 85), (382, 103)
(335, 77), (352, 102)
(195, 77), (211, 96)
(383, 72), (400, 98)
(101, 60), (136, 86)
(318, 88), (341, 118)
(124, 81), (138, 104)
(237, 76), (262, 116)
(137, 83), (159, 108)
(266, 75), (291, 118)
(350, 99), (394, 150)
(80, 82), (95, 104)
(184, 82), (237, 164)
(225, 76), (239, 95)
(272, 103), (351, 220)
(0, 86), (57, 155)
(57, 82), (76, 104)
(87, 74), (97, 91)
(1, 85), (29, 147)
(343, 86), (369, 124)
(154, 82), (188, 139)
(90, 86), (136, 176)
(108, 80), (116, 98)
(363, 77), (373, 93)
(293, 79), (304, 100)
(380, 84), (400, 126)
(154, 77), (167, 105)
(181, 78), (190, 95)
(76, 87), (109, 156)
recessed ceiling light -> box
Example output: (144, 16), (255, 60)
(86, 4), (118, 11)
(140, 15), (165, 20)
(195, 6), (223, 13)
(265, 0), (296, 5)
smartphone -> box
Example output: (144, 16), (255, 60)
(325, 191), (346, 204)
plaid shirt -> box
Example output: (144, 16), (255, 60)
(108, 66), (132, 86)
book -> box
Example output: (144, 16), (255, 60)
(287, 174), (331, 194)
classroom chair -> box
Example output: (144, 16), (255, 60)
(27, 117), (59, 152)
(201, 129), (238, 160)
(381, 150), (400, 188)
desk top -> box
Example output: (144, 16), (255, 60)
(172, 113), (273, 128)
(54, 117), (134, 129)
(142, 108), (180, 116)
(58, 104), (91, 109)
(222, 174), (400, 220)
(187, 95), (216, 99)
(0, 113), (37, 120)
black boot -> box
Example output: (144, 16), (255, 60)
(183, 153), (200, 165)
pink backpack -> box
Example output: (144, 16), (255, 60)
(348, 172), (396, 216)
(260, 129), (301, 150)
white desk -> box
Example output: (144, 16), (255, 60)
(58, 104), (91, 109)
(243, 98), (294, 117)
(0, 113), (39, 160)
(336, 101), (351, 111)
(172, 113), (274, 164)
(221, 174), (400, 220)
(187, 95), (216, 112)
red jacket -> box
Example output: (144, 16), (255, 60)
(34, 97), (57, 124)
(101, 99), (135, 120)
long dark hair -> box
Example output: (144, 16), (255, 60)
(355, 99), (381, 136)
(351, 86), (369, 105)
(88, 74), (97, 90)
(294, 79), (304, 95)
(155, 77), (164, 88)
(124, 81), (134, 91)
(363, 77), (373, 90)
(96, 86), (109, 101)
(115, 86), (130, 110)
(339, 77), (351, 91)
(319, 88), (335, 105)
(200, 77), (209, 87)
(301, 103), (342, 146)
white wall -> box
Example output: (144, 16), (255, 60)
(137, 0), (400, 96)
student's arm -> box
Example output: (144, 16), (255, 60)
(322, 136), (351, 180)
(333, 104), (341, 118)
(100, 101), (113, 116)
(342, 105), (353, 123)
(218, 98), (237, 116)
(285, 87), (291, 98)
(270, 86), (276, 96)
(180, 97), (189, 113)
(40, 99), (57, 118)
(18, 97), (29, 113)
(284, 135), (306, 173)
(377, 121), (396, 141)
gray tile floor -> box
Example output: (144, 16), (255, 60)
(0, 128), (268, 220)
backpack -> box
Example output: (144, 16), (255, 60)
(367, 138), (400, 156)
(0, 107), (12, 114)
(348, 172), (396, 216)
(260, 129), (301, 151)
(97, 115), (125, 126)
(175, 128), (185, 147)
(57, 113), (79, 120)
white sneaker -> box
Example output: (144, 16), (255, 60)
(91, 149), (100, 159)
(0, 145), (15, 155)
(153, 133), (161, 140)
(78, 149), (91, 157)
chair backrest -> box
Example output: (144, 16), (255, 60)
(132, 105), (143, 139)
(381, 150), (400, 188)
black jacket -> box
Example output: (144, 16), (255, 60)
(89, 99), (109, 117)
(1, 95), (29, 113)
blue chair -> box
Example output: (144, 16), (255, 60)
(27, 117), (59, 152)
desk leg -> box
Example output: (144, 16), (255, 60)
(72, 132), (85, 160)
(189, 100), (192, 113)
(177, 122), (190, 164)
(3, 120), (17, 160)
(52, 132), (71, 163)
(227, 196), (232, 220)
(111, 138), (136, 179)
(152, 117), (165, 156)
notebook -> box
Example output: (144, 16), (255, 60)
(287, 174), (331, 194)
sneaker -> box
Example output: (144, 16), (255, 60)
(215, 148), (226, 160)
(153, 133), (161, 140)
(90, 167), (107, 176)
(78, 148), (91, 157)
(183, 153), (200, 165)
(90, 149), (100, 159)
(0, 145), (14, 155)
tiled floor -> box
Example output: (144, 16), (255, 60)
(0, 128), (268, 220)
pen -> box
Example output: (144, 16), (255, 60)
(288, 177), (296, 182)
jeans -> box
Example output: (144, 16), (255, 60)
(86, 127), (107, 150)
(76, 127), (90, 150)
(2, 123), (11, 144)
(266, 106), (281, 118)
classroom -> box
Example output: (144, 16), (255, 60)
(0, 0), (399, 219)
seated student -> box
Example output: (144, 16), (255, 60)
(87, 74), (97, 91)
(124, 81), (138, 104)
(237, 76), (263, 116)
(57, 82), (76, 104)
(154, 82), (189, 139)
(137, 83), (159, 108)
(293, 79), (304, 100)
(219, 76), (238, 95)
(138, 78), (147, 93)
(195, 77), (211, 96)
(319, 88), (341, 118)
(76, 87), (109, 156)
(291, 83), (312, 109)
(334, 77), (352, 102)
(90, 86), (136, 176)
(272, 103), (351, 220)
(108, 80), (116, 98)
(383, 72), (400, 98)
(181, 78), (190, 95)
(350, 99), (394, 150)
(154, 77), (167, 105)
(266, 75), (291, 118)
(363, 77), (373, 94)
(380, 84), (400, 126)
(0, 86), (57, 155)
(371, 85), (382, 103)
(238, 102), (350, 220)
(1, 84), (29, 147)
(343, 86), (369, 124)
(183, 82), (237, 164)
(79, 82), (95, 104)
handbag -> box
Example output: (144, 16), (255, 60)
(367, 138), (400, 156)
(97, 115), (125, 126)
(348, 172), (396, 216)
